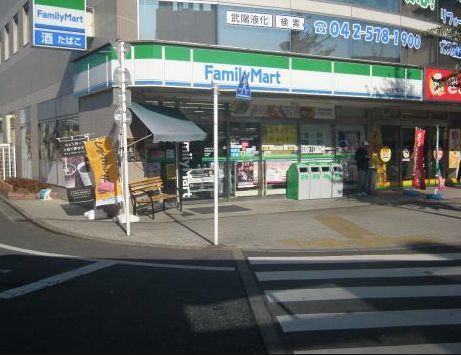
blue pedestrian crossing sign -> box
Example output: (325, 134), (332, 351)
(236, 73), (252, 101)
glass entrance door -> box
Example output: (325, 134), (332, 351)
(380, 126), (401, 187)
(401, 127), (414, 187)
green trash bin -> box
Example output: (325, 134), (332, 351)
(286, 163), (310, 200)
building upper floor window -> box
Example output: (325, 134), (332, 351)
(4, 23), (10, 60)
(12, 14), (19, 54)
(22, 2), (30, 46)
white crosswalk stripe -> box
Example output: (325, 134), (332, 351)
(247, 252), (461, 354)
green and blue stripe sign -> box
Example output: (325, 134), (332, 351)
(74, 43), (422, 100)
(33, 0), (86, 50)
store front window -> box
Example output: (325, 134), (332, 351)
(40, 117), (79, 185)
(336, 125), (365, 190)
(229, 122), (261, 197)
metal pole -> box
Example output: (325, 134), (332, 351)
(120, 42), (130, 236)
(213, 83), (219, 246)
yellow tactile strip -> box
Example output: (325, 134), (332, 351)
(281, 214), (435, 249)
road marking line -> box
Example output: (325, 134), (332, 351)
(0, 242), (235, 272)
(266, 284), (461, 303)
(277, 308), (461, 332)
(115, 260), (235, 272)
(294, 342), (461, 354)
(256, 266), (461, 281)
(248, 253), (461, 265)
(0, 260), (117, 299)
(0, 269), (12, 274)
(0, 242), (78, 258)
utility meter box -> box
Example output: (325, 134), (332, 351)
(286, 163), (310, 200)
(331, 164), (344, 198)
(319, 165), (333, 198)
(308, 165), (322, 199)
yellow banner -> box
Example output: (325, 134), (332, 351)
(84, 137), (123, 207)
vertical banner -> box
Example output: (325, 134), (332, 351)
(60, 136), (95, 203)
(413, 127), (426, 190)
(84, 137), (123, 207)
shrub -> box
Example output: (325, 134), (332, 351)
(5, 178), (50, 193)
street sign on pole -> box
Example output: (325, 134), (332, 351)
(33, 0), (87, 50)
(236, 72), (252, 101)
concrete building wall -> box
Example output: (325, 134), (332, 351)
(79, 90), (117, 139)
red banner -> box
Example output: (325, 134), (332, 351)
(425, 67), (461, 102)
(413, 127), (426, 190)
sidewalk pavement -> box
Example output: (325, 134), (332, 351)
(3, 187), (461, 252)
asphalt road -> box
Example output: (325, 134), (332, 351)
(0, 200), (265, 354)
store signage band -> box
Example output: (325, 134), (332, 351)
(33, 0), (86, 50)
(74, 44), (423, 101)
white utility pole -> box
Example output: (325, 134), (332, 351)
(112, 41), (133, 236)
(213, 83), (219, 246)
(120, 43), (131, 236)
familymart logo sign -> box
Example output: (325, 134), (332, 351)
(33, 0), (86, 50)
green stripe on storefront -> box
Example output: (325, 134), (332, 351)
(165, 46), (190, 61)
(292, 58), (332, 73)
(407, 68), (423, 80)
(134, 44), (162, 59)
(35, 0), (85, 10)
(194, 48), (289, 69)
(372, 65), (405, 79)
(334, 62), (370, 76)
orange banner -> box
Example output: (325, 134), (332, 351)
(84, 137), (123, 207)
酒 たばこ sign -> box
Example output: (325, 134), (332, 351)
(33, 0), (86, 50)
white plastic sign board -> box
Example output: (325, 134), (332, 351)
(33, 0), (86, 50)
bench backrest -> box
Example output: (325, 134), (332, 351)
(129, 177), (163, 194)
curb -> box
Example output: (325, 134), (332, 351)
(0, 195), (238, 251)
(2, 194), (461, 254)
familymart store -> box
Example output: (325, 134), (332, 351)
(75, 42), (443, 200)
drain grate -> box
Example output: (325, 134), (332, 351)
(187, 205), (251, 214)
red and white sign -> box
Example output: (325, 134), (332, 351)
(425, 67), (461, 102)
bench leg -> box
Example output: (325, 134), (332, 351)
(132, 201), (137, 216)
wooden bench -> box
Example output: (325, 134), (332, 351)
(128, 176), (177, 219)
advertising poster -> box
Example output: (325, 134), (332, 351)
(425, 68), (461, 102)
(266, 160), (293, 184)
(413, 127), (426, 190)
(262, 124), (296, 145)
(165, 164), (176, 180)
(449, 129), (461, 169)
(84, 137), (123, 207)
(144, 162), (161, 178)
(60, 136), (95, 204)
(237, 161), (257, 189)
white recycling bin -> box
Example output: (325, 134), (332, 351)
(331, 164), (344, 198)
(308, 165), (322, 199)
(319, 165), (333, 198)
